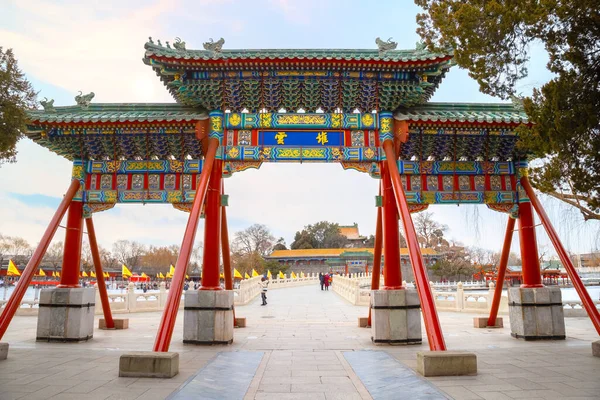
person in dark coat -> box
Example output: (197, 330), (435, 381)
(319, 272), (324, 290)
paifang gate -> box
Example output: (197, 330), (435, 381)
(1, 38), (598, 364)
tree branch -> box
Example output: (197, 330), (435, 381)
(544, 191), (600, 221)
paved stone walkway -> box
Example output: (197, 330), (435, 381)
(0, 284), (599, 399)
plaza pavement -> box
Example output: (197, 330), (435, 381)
(0, 284), (599, 399)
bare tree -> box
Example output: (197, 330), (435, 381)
(43, 241), (63, 274)
(0, 234), (11, 267)
(112, 240), (146, 268)
(414, 212), (448, 250)
(233, 224), (275, 257)
(6, 236), (31, 265)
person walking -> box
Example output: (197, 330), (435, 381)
(319, 272), (324, 291)
(324, 273), (330, 291)
(258, 276), (269, 306)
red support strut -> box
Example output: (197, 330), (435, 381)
(521, 177), (600, 335)
(59, 201), (84, 288)
(382, 140), (447, 351)
(200, 158), (223, 290)
(85, 217), (114, 329)
(381, 161), (403, 290)
(0, 179), (80, 340)
(153, 139), (219, 352)
(487, 217), (515, 327)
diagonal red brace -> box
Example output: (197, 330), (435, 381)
(382, 140), (447, 351)
(487, 217), (515, 327)
(153, 138), (219, 352)
(521, 177), (600, 335)
(0, 179), (80, 340)
(86, 217), (114, 329)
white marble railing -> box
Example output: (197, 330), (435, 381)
(0, 273), (324, 315)
(562, 300), (600, 317)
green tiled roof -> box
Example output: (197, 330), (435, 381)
(28, 103), (207, 124)
(394, 102), (528, 124)
(143, 43), (452, 63)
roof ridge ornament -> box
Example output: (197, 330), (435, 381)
(510, 95), (525, 112)
(173, 37), (186, 51)
(203, 38), (225, 53)
(40, 97), (55, 112)
(375, 37), (397, 56)
(75, 91), (95, 108)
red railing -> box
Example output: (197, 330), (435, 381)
(382, 140), (447, 351)
(0, 179), (81, 340)
(153, 138), (219, 352)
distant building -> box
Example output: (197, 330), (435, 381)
(266, 247), (438, 278)
(338, 223), (367, 247)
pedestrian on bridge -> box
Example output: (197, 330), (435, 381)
(319, 273), (325, 290)
(259, 276), (269, 306)
(324, 273), (331, 291)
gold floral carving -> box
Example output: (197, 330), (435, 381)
(362, 113), (374, 127)
(276, 114), (326, 125)
(330, 114), (342, 128)
(229, 113), (241, 127)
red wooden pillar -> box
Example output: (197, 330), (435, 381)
(221, 183), (233, 291)
(518, 202), (543, 288)
(381, 161), (403, 289)
(0, 180), (80, 340)
(365, 264), (369, 274)
(201, 159), (223, 290)
(368, 190), (383, 326)
(345, 264), (348, 275)
(59, 201), (84, 288)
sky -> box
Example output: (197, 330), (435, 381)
(0, 0), (598, 258)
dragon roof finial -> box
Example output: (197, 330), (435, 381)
(40, 97), (55, 112)
(375, 37), (397, 56)
(203, 38), (225, 53)
(75, 91), (95, 108)
(173, 37), (186, 51)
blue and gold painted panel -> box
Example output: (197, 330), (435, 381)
(259, 131), (343, 146)
(223, 146), (381, 162)
(397, 161), (514, 175)
(224, 113), (377, 130)
(86, 159), (203, 174)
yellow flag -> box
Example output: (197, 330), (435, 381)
(278, 271), (285, 279)
(301, 271), (305, 278)
(141, 272), (148, 278)
(244, 272), (251, 279)
(251, 269), (259, 277)
(122, 264), (133, 278)
(38, 268), (46, 277)
(7, 260), (20, 276)
(267, 270), (272, 278)
(56, 271), (60, 277)
(91, 271), (96, 278)
(169, 264), (175, 275)
(186, 274), (190, 279)
(166, 273), (173, 279)
(234, 268), (243, 279)
(104, 272), (109, 278)
(291, 271), (298, 279)
(219, 273), (224, 279)
(159, 272), (165, 279)
(51, 271), (56, 277)
(82, 271), (88, 277)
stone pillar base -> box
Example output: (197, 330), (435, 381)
(508, 287), (565, 340)
(417, 351), (477, 377)
(183, 290), (234, 345)
(234, 317), (246, 328)
(371, 289), (421, 344)
(358, 317), (369, 328)
(36, 287), (95, 342)
(119, 352), (179, 378)
(473, 317), (503, 328)
(99, 318), (129, 330)
(592, 340), (600, 357)
(0, 343), (8, 360)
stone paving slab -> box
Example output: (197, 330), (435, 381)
(168, 351), (264, 399)
(344, 350), (448, 399)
